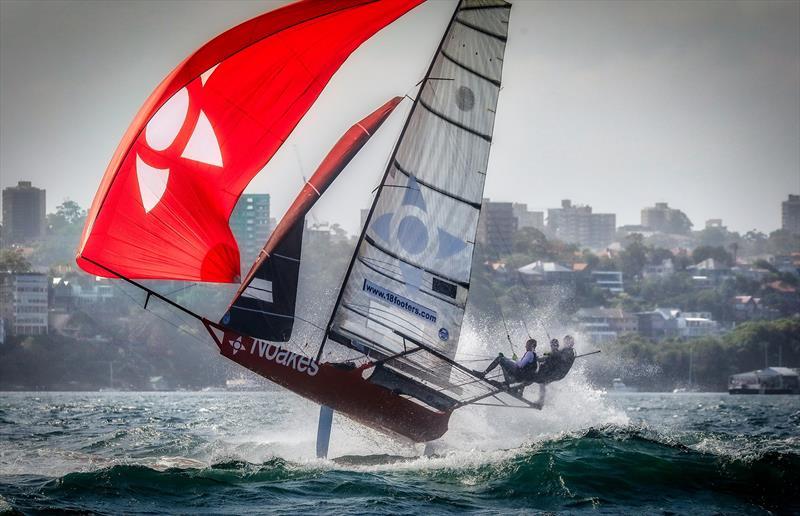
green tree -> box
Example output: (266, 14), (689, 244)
(0, 249), (32, 272)
(34, 200), (88, 267)
(696, 226), (730, 247)
(649, 247), (674, 265)
(692, 245), (733, 266)
(619, 233), (647, 278)
(767, 229), (800, 255)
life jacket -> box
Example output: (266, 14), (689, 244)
(516, 352), (539, 382)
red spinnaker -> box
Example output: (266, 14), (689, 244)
(77, 0), (423, 283)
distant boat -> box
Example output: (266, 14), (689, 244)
(728, 367), (800, 394)
(611, 378), (637, 392)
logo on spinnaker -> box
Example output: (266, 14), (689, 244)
(438, 328), (449, 341)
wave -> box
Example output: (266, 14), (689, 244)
(4, 425), (796, 514)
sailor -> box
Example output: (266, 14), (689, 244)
(530, 336), (577, 409)
(537, 338), (562, 376)
(478, 338), (538, 386)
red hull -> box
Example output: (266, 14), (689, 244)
(205, 322), (451, 442)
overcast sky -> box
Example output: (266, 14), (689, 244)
(1, 0), (798, 234)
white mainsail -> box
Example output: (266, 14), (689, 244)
(325, 0), (511, 402)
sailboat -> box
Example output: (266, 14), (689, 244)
(77, 0), (529, 454)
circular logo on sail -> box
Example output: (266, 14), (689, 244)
(369, 175), (468, 261)
(455, 86), (475, 111)
(438, 327), (449, 341)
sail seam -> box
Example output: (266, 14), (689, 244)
(417, 99), (492, 142)
(393, 160), (482, 209)
(364, 235), (470, 289)
(440, 50), (501, 87)
(454, 17), (507, 42)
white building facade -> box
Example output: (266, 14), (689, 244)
(1, 273), (49, 336)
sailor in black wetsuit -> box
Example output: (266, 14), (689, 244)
(529, 336), (577, 408)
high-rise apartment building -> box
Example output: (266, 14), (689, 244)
(512, 203), (545, 231)
(640, 202), (692, 234)
(783, 194), (800, 236)
(230, 194), (271, 266)
(1, 181), (46, 246)
(547, 199), (616, 250)
(477, 199), (517, 254)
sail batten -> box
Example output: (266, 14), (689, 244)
(393, 161), (482, 209)
(324, 0), (511, 399)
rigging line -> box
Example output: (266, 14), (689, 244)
(454, 351), (496, 358)
(368, 95), (413, 197)
(110, 281), (208, 347)
(482, 203), (536, 340)
(482, 267), (515, 354)
(229, 305), (328, 334)
(469, 402), (541, 409)
(290, 144), (321, 226)
(470, 185), (520, 346)
(162, 282), (198, 297)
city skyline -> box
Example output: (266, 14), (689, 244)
(1, 0), (798, 235)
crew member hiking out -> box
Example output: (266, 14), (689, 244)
(477, 338), (538, 389)
(529, 336), (577, 408)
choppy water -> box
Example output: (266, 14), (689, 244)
(1, 388), (798, 515)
